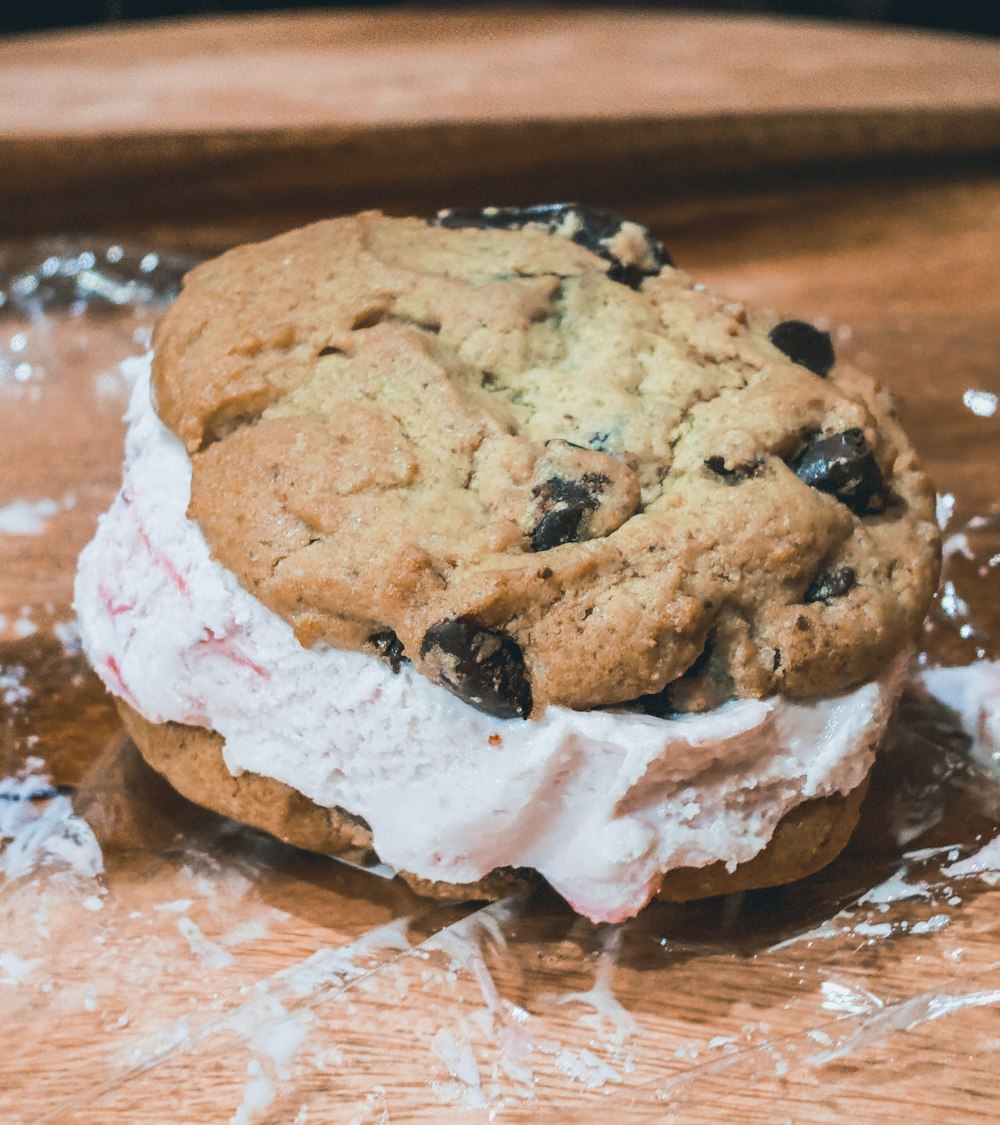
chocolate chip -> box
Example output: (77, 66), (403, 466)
(705, 456), (764, 483)
(318, 344), (344, 357)
(791, 429), (886, 515)
(369, 629), (407, 673)
(420, 619), (532, 719)
(604, 262), (646, 288)
(803, 566), (857, 605)
(530, 473), (608, 551)
(534, 474), (609, 508)
(434, 203), (672, 288)
(768, 320), (836, 377)
(532, 507), (585, 552)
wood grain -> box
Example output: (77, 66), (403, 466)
(1, 11), (999, 1124)
(2, 11), (1000, 236)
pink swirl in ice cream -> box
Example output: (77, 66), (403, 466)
(74, 358), (905, 923)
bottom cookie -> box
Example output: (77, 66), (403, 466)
(117, 700), (869, 906)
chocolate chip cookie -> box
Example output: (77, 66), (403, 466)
(152, 207), (940, 717)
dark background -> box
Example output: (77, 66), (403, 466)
(3, 1), (998, 39)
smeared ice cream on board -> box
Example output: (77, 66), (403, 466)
(74, 357), (904, 923)
(920, 660), (1000, 771)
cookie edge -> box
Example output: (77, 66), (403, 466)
(116, 700), (870, 907)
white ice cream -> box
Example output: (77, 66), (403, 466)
(74, 357), (903, 923)
(920, 660), (1000, 771)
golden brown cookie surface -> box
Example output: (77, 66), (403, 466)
(152, 210), (939, 716)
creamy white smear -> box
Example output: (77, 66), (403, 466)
(920, 660), (1000, 771)
(0, 498), (59, 536)
(74, 358), (902, 923)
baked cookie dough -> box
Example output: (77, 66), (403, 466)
(152, 206), (939, 717)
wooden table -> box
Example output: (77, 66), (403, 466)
(1, 12), (999, 1122)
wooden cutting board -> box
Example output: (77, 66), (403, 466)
(3, 8), (1000, 239)
(1, 12), (999, 1123)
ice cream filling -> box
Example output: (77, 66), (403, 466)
(74, 356), (905, 923)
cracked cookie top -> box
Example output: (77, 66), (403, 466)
(151, 209), (940, 717)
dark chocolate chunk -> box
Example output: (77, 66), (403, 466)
(369, 629), (407, 674)
(791, 429), (886, 515)
(705, 456), (764, 483)
(605, 262), (647, 289)
(533, 473), (609, 508)
(420, 619), (532, 719)
(768, 320), (836, 378)
(434, 203), (672, 289)
(530, 473), (609, 552)
(531, 506), (586, 552)
(803, 566), (857, 605)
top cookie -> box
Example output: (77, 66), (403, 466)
(151, 207), (939, 718)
